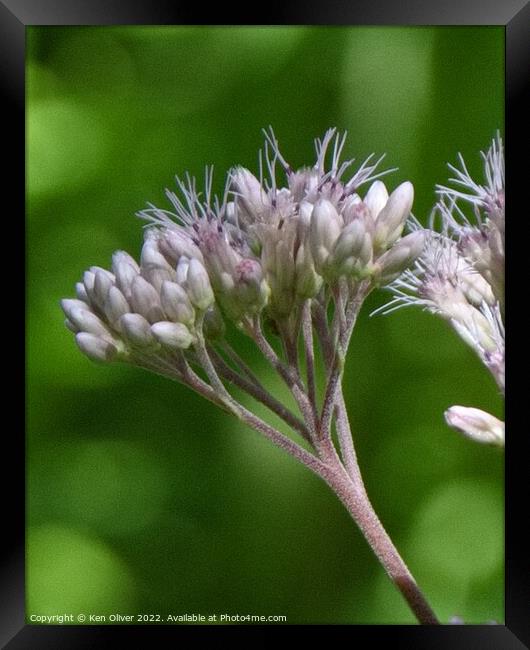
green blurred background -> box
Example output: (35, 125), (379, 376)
(27, 26), (504, 624)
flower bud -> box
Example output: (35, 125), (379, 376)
(75, 332), (118, 363)
(234, 258), (269, 312)
(186, 258), (214, 311)
(295, 244), (322, 298)
(444, 406), (504, 447)
(130, 275), (164, 323)
(62, 304), (110, 337)
(231, 167), (268, 219)
(151, 321), (194, 349)
(373, 181), (414, 251)
(376, 231), (425, 284)
(364, 180), (389, 220)
(160, 281), (195, 326)
(329, 219), (372, 277)
(119, 313), (155, 347)
(112, 251), (140, 300)
(103, 286), (130, 326)
(309, 199), (343, 271)
(176, 257), (190, 286)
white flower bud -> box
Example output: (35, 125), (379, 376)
(151, 321), (193, 349)
(141, 237), (172, 270)
(93, 270), (113, 309)
(376, 231), (425, 284)
(61, 298), (90, 316)
(176, 257), (190, 287)
(104, 286), (130, 326)
(75, 282), (89, 303)
(130, 275), (164, 323)
(231, 167), (268, 217)
(160, 281), (195, 326)
(112, 251), (140, 300)
(364, 180), (389, 220)
(186, 258), (214, 311)
(444, 406), (504, 447)
(64, 305), (110, 337)
(75, 332), (118, 363)
(374, 181), (414, 251)
(309, 199), (343, 271)
(119, 313), (155, 347)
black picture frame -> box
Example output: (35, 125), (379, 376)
(4, 0), (528, 646)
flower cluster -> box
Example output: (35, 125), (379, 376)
(62, 129), (423, 384)
(380, 134), (505, 446)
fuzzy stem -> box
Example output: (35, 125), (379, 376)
(208, 346), (311, 442)
(322, 455), (439, 625)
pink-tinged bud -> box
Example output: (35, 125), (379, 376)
(364, 180), (389, 220)
(160, 281), (195, 326)
(234, 258), (269, 311)
(376, 231), (425, 284)
(374, 181), (414, 251)
(186, 258), (214, 311)
(75, 332), (118, 363)
(309, 199), (343, 271)
(444, 406), (504, 447)
(119, 313), (155, 347)
(151, 321), (194, 350)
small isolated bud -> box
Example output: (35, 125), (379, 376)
(376, 231), (425, 284)
(75, 332), (118, 363)
(373, 181), (414, 251)
(119, 313), (155, 347)
(186, 258), (214, 311)
(103, 286), (130, 326)
(309, 199), (343, 271)
(444, 406), (505, 447)
(364, 180), (389, 220)
(151, 321), (193, 350)
(63, 305), (110, 337)
(160, 281), (195, 326)
(130, 275), (164, 323)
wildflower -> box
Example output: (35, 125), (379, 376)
(379, 134), (505, 446)
(61, 129), (440, 625)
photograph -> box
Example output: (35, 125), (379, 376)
(25, 24), (505, 628)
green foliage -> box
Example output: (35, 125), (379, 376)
(27, 26), (503, 624)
